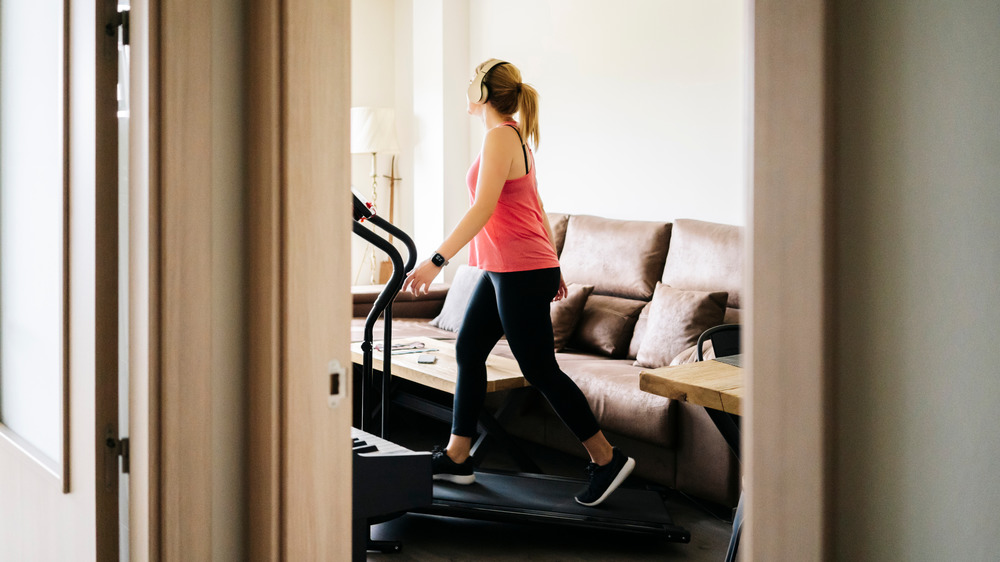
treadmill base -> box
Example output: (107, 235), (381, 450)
(416, 469), (691, 543)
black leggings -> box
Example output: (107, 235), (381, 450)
(452, 267), (601, 442)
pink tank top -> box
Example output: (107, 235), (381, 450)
(467, 125), (560, 272)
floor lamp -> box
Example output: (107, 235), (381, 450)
(351, 107), (400, 284)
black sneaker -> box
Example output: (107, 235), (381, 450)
(575, 448), (635, 506)
(430, 446), (475, 485)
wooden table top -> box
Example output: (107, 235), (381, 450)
(350, 336), (528, 395)
(639, 359), (743, 416)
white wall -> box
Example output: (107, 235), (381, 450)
(468, 0), (747, 226)
(832, 2), (1000, 559)
(351, 0), (747, 282)
(351, 0), (399, 285)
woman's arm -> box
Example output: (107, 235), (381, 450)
(402, 127), (514, 295)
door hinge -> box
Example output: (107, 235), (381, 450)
(106, 435), (130, 474)
(106, 8), (130, 46)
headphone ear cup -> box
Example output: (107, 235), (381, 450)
(467, 78), (483, 104)
(467, 59), (506, 104)
(467, 72), (488, 104)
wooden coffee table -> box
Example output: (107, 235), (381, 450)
(349, 336), (528, 394)
(638, 357), (743, 416)
(350, 336), (539, 472)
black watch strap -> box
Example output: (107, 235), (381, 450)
(431, 252), (449, 267)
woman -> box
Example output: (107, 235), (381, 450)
(401, 59), (634, 507)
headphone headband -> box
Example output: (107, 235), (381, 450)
(467, 59), (509, 104)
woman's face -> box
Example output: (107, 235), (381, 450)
(467, 92), (486, 118)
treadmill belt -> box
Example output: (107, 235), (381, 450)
(418, 470), (691, 542)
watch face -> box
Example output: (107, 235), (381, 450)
(432, 253), (445, 267)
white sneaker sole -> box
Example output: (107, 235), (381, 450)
(433, 472), (476, 485)
(575, 456), (636, 507)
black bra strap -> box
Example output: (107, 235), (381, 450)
(504, 123), (530, 174)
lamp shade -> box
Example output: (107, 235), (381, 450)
(350, 107), (400, 154)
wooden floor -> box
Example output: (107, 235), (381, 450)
(364, 408), (734, 561)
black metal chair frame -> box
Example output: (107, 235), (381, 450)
(696, 323), (743, 562)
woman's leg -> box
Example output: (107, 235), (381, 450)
(492, 269), (609, 461)
(448, 273), (505, 463)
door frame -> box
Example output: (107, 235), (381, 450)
(130, 0), (355, 559)
(245, 0), (354, 559)
(0, 0), (120, 560)
(129, 0), (835, 559)
(747, 0), (833, 559)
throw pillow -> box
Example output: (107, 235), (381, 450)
(567, 295), (647, 358)
(550, 283), (595, 351)
(429, 265), (484, 332)
(634, 284), (728, 368)
(627, 301), (653, 359)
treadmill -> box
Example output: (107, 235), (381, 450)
(351, 191), (691, 544)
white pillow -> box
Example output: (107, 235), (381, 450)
(429, 265), (485, 332)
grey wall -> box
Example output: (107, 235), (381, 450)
(833, 2), (1000, 559)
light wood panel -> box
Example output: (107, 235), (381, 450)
(350, 337), (529, 394)
(639, 362), (743, 415)
(247, 0), (354, 559)
(157, 0), (214, 558)
(282, 0), (353, 558)
(748, 0), (834, 560)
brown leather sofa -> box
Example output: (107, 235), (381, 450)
(351, 214), (743, 508)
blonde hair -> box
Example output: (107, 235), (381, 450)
(478, 60), (540, 149)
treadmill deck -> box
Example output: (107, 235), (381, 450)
(417, 470), (691, 543)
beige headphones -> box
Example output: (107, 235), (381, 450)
(467, 59), (508, 104)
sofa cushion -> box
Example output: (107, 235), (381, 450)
(627, 301), (653, 359)
(547, 212), (570, 256)
(634, 284), (728, 368)
(568, 295), (646, 358)
(429, 265), (484, 332)
(562, 359), (677, 448)
(559, 215), (671, 300)
(661, 218), (743, 310)
(550, 283), (594, 351)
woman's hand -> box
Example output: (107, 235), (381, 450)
(553, 275), (568, 302)
(402, 259), (440, 296)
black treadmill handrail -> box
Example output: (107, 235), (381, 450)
(351, 192), (418, 438)
(352, 222), (403, 345)
(368, 214), (417, 276)
(351, 222), (402, 438)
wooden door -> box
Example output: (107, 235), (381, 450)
(0, 0), (122, 560)
(247, 0), (355, 559)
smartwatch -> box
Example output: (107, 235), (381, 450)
(431, 252), (449, 267)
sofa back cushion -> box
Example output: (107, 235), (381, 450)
(559, 215), (671, 300)
(547, 212), (570, 256)
(661, 218), (743, 314)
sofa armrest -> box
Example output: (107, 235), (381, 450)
(351, 283), (450, 319)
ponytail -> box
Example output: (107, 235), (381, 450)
(478, 60), (541, 149)
(518, 83), (540, 150)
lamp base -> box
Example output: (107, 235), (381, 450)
(377, 260), (394, 284)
